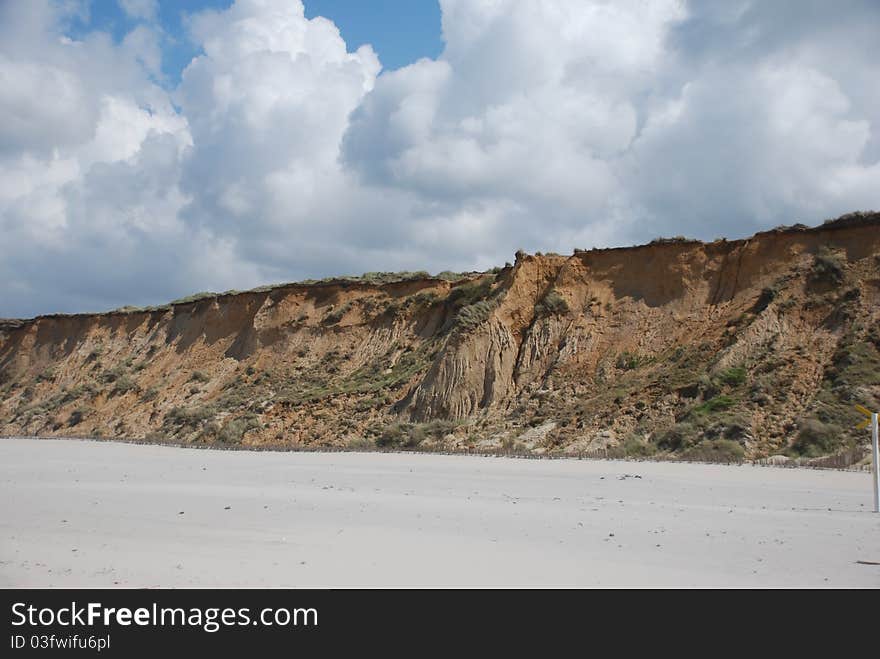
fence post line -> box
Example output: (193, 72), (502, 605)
(872, 412), (879, 514)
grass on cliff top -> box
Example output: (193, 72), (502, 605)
(175, 270), (480, 300)
(101, 270), (485, 315)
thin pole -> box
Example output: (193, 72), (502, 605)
(872, 413), (879, 514)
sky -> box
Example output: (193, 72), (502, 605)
(1, 0), (878, 318)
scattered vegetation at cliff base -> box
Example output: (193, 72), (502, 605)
(163, 405), (217, 432)
(679, 439), (745, 463)
(68, 407), (89, 427)
(200, 415), (261, 444)
(790, 419), (844, 458)
(605, 435), (657, 458)
(344, 436), (376, 450)
(657, 422), (698, 451)
(4, 212), (879, 462)
(375, 420), (458, 449)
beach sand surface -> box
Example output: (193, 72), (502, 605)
(1, 437), (878, 587)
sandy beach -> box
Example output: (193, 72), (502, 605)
(1, 437), (878, 587)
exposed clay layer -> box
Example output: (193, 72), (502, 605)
(2, 212), (879, 463)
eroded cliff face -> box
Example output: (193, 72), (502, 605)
(2, 213), (879, 463)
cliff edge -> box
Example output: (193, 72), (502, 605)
(2, 212), (879, 464)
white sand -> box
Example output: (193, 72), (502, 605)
(1, 437), (878, 587)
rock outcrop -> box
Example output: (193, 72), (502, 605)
(2, 212), (879, 463)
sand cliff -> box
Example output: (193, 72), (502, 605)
(2, 212), (879, 463)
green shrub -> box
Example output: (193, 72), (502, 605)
(455, 300), (494, 330)
(355, 396), (387, 412)
(408, 291), (439, 308)
(111, 375), (139, 396)
(216, 416), (260, 443)
(190, 371), (210, 383)
(656, 422), (698, 451)
(435, 271), (469, 281)
(680, 439), (744, 463)
(613, 435), (656, 458)
(344, 436), (376, 450)
(375, 421), (455, 449)
(36, 367), (56, 383)
(376, 422), (425, 448)
(323, 302), (352, 325)
(164, 405), (216, 430)
(791, 419), (841, 457)
(690, 395), (735, 416)
(99, 365), (126, 384)
(141, 386), (159, 402)
(810, 248), (844, 285)
(446, 276), (494, 310)
(170, 291), (216, 305)
(535, 290), (569, 316)
(615, 351), (642, 370)
(753, 286), (777, 312)
(57, 384), (95, 404)
(718, 367), (747, 387)
(356, 271), (430, 285)
(421, 419), (458, 439)
(68, 407), (89, 427)
(649, 236), (691, 245)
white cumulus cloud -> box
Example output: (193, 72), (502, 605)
(0, 0), (878, 318)
(119, 0), (158, 23)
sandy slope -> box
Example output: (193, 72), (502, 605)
(4, 214), (880, 460)
(1, 437), (878, 587)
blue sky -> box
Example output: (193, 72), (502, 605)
(304, 1), (442, 70)
(2, 0), (879, 316)
(81, 0), (442, 83)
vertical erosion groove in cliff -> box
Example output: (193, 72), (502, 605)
(1, 212), (879, 464)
